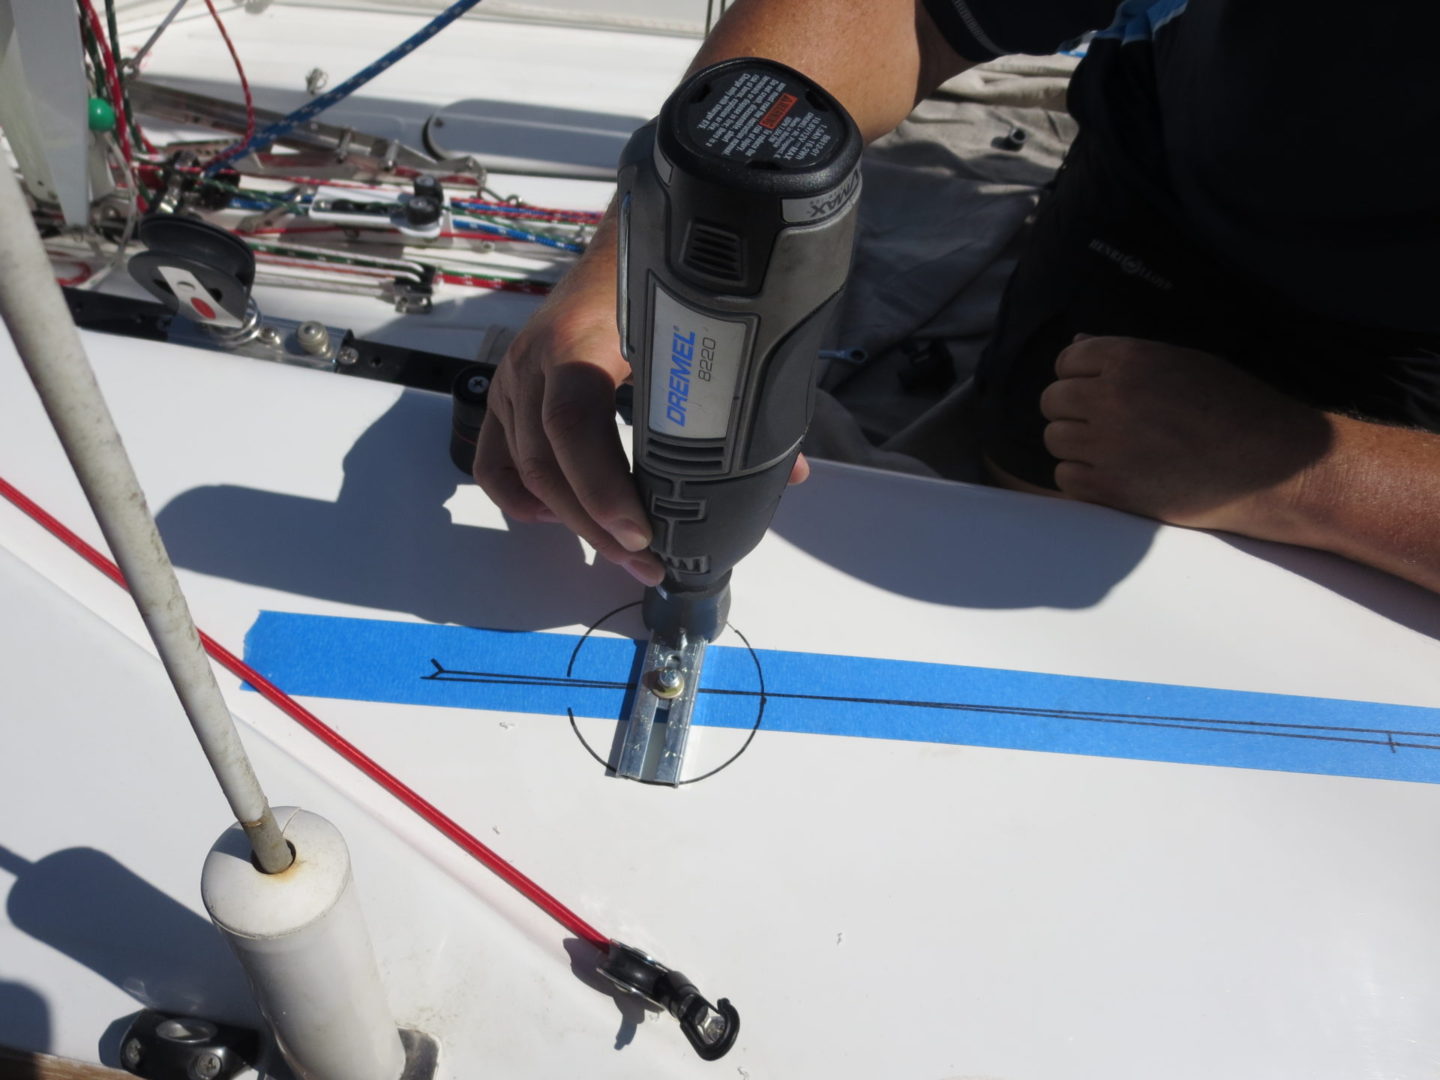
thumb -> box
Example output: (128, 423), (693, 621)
(1072, 332), (1096, 343)
(788, 452), (810, 486)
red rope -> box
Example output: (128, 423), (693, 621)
(436, 271), (551, 294)
(239, 224), (521, 245)
(252, 253), (409, 279)
(46, 254), (94, 288)
(0, 473), (609, 951)
(201, 0), (255, 149)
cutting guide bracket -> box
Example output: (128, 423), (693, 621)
(616, 631), (709, 785)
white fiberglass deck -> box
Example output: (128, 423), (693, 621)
(4, 4), (1440, 1078)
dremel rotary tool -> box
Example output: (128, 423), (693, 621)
(614, 57), (863, 783)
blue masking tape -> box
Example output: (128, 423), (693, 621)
(243, 611), (1440, 784)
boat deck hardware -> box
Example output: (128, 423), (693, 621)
(617, 630), (708, 785)
(599, 942), (740, 1061)
(120, 1011), (257, 1080)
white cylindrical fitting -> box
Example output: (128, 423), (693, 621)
(202, 807), (407, 1080)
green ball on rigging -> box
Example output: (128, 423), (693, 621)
(87, 96), (116, 132)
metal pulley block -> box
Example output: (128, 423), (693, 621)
(128, 216), (258, 333)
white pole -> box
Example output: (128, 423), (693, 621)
(0, 159), (293, 874)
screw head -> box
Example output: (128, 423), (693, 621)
(466, 374), (490, 395)
(191, 1051), (223, 1080)
(337, 346), (359, 366)
(296, 320), (331, 356)
(653, 668), (684, 699)
(122, 1038), (143, 1068)
(258, 326), (282, 346)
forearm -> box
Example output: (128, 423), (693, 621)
(1261, 416), (1440, 593)
(688, 0), (973, 142)
(558, 0), (969, 313)
(1024, 337), (1440, 596)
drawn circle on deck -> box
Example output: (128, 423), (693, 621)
(564, 601), (767, 785)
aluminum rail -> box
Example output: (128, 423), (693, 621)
(0, 160), (293, 874)
(128, 81), (618, 182)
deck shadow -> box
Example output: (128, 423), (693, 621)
(155, 390), (637, 632)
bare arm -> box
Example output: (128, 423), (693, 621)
(1023, 335), (1440, 595)
(1262, 414), (1440, 594)
(473, 1), (974, 585)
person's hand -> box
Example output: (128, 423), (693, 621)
(472, 234), (668, 586)
(473, 232), (810, 587)
(1039, 335), (1333, 536)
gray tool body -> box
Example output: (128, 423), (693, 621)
(614, 58), (862, 782)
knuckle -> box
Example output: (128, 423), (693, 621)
(547, 311), (622, 361)
(490, 344), (523, 386)
(471, 455), (513, 498)
(1110, 338), (1148, 367)
(482, 381), (516, 429)
(473, 456), (513, 498)
(540, 395), (596, 441)
(475, 470), (522, 512)
(516, 456), (558, 495)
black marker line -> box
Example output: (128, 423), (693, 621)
(424, 662), (1440, 748)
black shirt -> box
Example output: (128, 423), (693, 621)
(921, 0), (1440, 337)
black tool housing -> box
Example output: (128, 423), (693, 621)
(617, 58), (863, 594)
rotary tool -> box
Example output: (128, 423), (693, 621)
(615, 57), (863, 783)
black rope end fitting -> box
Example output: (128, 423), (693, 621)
(599, 941), (740, 1061)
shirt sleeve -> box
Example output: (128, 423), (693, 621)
(920, 0), (1118, 61)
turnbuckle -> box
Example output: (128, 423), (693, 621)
(598, 941), (740, 1061)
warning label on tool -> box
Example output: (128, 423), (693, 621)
(758, 92), (798, 129)
(682, 67), (840, 168)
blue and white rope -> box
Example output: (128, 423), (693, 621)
(450, 217), (585, 253)
(204, 0), (485, 174)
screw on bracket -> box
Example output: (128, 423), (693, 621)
(118, 1011), (258, 1080)
(653, 667), (685, 699)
